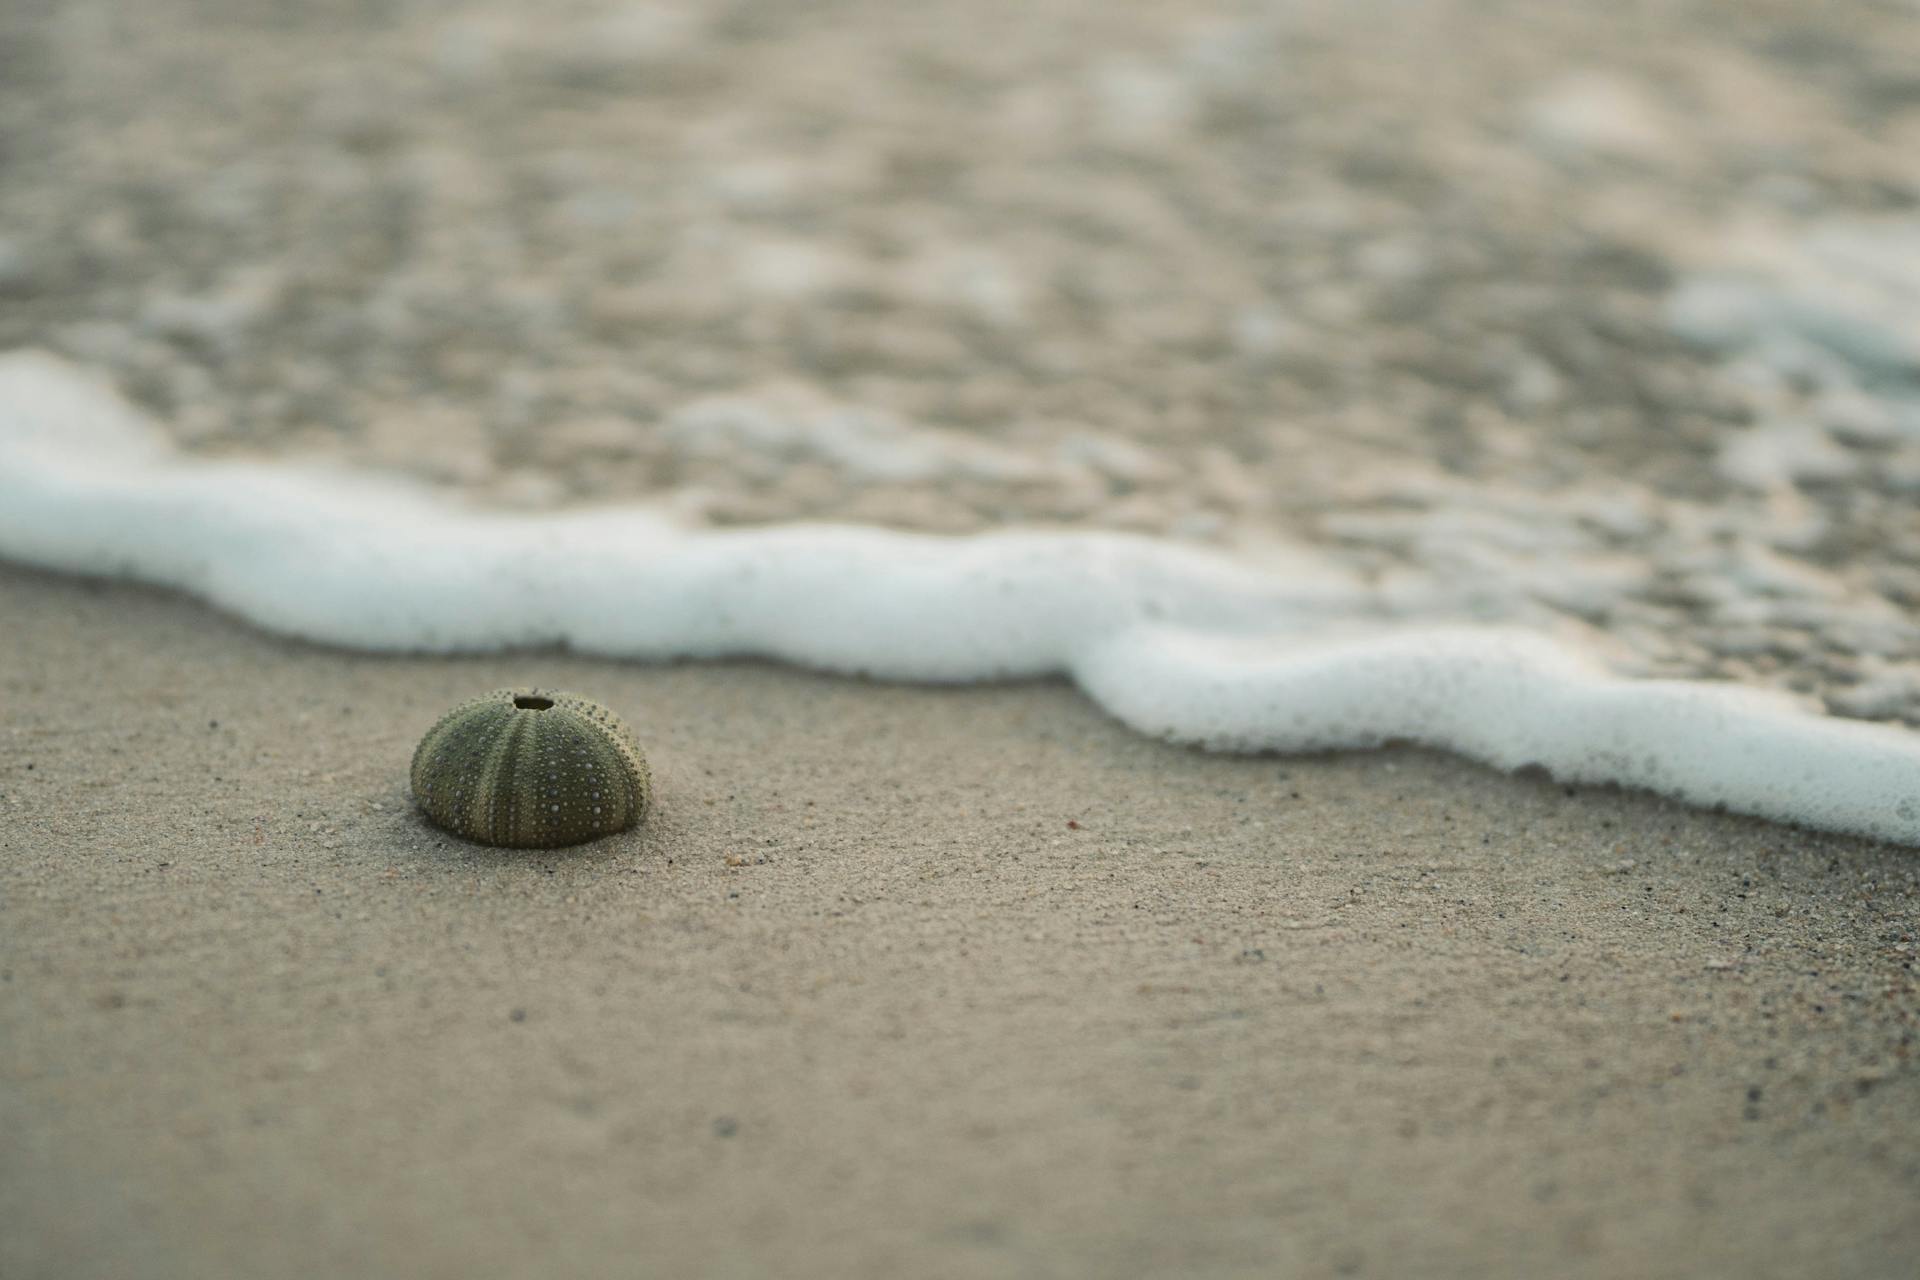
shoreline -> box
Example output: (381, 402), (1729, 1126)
(5, 349), (1919, 848)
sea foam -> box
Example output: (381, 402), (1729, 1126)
(3, 350), (1918, 846)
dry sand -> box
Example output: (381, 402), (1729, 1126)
(3, 562), (1917, 1279)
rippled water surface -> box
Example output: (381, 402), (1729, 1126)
(2, 0), (1917, 718)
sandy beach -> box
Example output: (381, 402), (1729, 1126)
(6, 0), (1920, 1274)
(4, 562), (1917, 1278)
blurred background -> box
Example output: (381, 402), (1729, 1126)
(2, 0), (1918, 715)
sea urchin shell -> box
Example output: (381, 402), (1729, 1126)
(411, 688), (651, 848)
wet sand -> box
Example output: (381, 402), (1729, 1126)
(3, 563), (1916, 1278)
(6, 0), (1920, 1274)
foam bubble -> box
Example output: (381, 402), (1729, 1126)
(3, 350), (1918, 845)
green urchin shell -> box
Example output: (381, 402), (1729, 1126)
(410, 688), (651, 848)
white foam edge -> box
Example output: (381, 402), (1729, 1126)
(3, 349), (1917, 846)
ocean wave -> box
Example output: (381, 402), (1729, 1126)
(4, 349), (1918, 845)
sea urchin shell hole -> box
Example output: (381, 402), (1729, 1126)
(410, 688), (651, 848)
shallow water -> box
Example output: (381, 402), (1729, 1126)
(2, 0), (1918, 833)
